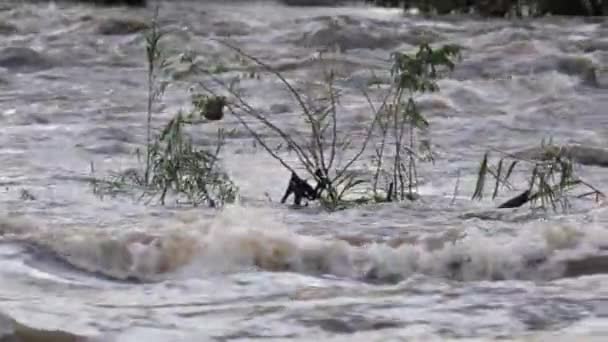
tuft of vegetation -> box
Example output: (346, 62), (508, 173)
(372, 43), (461, 202)
(144, 113), (237, 207)
(91, 6), (238, 208)
(472, 139), (605, 212)
(197, 40), (376, 211)
(180, 39), (461, 211)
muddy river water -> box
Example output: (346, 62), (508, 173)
(0, 1), (607, 341)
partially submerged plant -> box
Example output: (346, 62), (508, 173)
(143, 5), (169, 186)
(372, 43), (461, 201)
(146, 113), (237, 207)
(190, 40), (380, 211)
(472, 139), (605, 212)
(92, 9), (460, 211)
(91, 6), (237, 208)
(181, 38), (461, 210)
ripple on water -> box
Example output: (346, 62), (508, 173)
(0, 47), (56, 72)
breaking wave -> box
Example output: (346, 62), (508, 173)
(2, 207), (607, 284)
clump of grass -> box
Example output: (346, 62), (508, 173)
(91, 6), (237, 208)
(472, 139), (605, 212)
(145, 113), (237, 207)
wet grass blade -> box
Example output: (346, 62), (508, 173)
(472, 152), (489, 201)
(492, 158), (504, 200)
(504, 160), (518, 183)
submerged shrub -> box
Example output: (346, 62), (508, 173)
(372, 43), (461, 202)
(146, 114), (237, 207)
(472, 139), (605, 212)
(91, 7), (237, 208)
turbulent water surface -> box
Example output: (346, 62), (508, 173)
(1, 0), (608, 341)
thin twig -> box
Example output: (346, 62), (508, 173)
(210, 39), (325, 173)
(194, 69), (316, 177)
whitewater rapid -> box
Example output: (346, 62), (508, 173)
(1, 0), (608, 340)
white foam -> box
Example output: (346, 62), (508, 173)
(3, 207), (606, 283)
